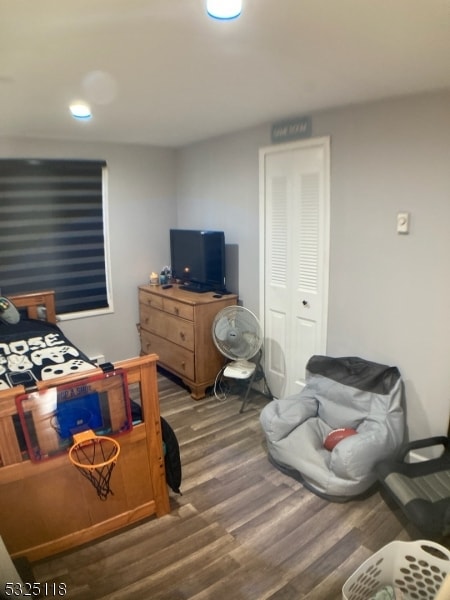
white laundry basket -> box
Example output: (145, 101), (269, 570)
(342, 540), (450, 600)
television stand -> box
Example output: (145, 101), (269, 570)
(179, 282), (211, 293)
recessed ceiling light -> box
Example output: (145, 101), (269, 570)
(206, 0), (242, 20)
(69, 102), (92, 120)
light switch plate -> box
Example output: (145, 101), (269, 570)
(397, 212), (410, 234)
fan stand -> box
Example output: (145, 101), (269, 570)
(240, 351), (273, 413)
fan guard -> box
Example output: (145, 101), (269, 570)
(212, 306), (263, 362)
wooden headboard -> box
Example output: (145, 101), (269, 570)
(9, 290), (57, 324)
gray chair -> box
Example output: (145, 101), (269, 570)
(260, 355), (405, 501)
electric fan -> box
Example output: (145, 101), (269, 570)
(212, 306), (263, 379)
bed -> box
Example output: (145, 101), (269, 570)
(0, 290), (170, 561)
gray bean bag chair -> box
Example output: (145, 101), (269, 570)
(260, 355), (405, 501)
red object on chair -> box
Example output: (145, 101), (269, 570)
(324, 428), (357, 451)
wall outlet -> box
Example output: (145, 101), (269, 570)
(90, 354), (105, 366)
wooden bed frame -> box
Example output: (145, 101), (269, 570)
(0, 291), (170, 561)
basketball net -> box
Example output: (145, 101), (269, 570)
(69, 430), (120, 500)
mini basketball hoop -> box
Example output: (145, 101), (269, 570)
(69, 429), (120, 500)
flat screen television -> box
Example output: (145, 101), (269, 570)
(170, 229), (226, 293)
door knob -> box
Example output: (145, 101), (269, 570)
(302, 300), (308, 307)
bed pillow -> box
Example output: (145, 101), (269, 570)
(0, 297), (20, 324)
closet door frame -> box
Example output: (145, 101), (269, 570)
(259, 136), (330, 398)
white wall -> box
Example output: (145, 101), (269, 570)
(175, 125), (268, 313)
(1, 90), (448, 442)
(175, 90), (450, 441)
(315, 91), (450, 442)
(0, 137), (177, 362)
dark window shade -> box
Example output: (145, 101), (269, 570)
(0, 159), (110, 316)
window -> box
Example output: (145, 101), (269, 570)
(0, 159), (112, 319)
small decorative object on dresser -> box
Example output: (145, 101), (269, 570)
(138, 284), (238, 399)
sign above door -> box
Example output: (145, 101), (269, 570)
(271, 116), (312, 144)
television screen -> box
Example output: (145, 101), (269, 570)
(170, 229), (226, 292)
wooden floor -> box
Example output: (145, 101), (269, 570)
(32, 372), (436, 599)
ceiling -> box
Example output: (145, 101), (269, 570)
(1, 0), (449, 148)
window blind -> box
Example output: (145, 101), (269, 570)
(0, 159), (110, 317)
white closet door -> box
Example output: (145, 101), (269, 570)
(260, 137), (330, 398)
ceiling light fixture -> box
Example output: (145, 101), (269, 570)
(206, 0), (242, 20)
(69, 102), (92, 120)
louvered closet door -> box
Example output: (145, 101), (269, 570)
(261, 138), (330, 398)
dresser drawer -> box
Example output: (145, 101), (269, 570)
(165, 313), (194, 350)
(139, 289), (163, 310)
(162, 298), (194, 321)
(140, 303), (164, 336)
(140, 331), (195, 381)
(140, 304), (194, 351)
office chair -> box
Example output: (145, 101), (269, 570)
(376, 434), (450, 536)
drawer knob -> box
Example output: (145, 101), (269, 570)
(174, 307), (179, 315)
(180, 331), (186, 341)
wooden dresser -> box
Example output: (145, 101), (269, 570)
(138, 285), (238, 399)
